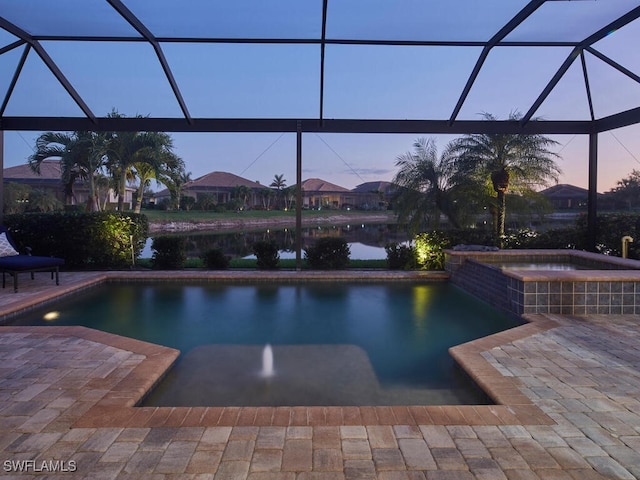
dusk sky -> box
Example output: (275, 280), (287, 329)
(1, 0), (639, 192)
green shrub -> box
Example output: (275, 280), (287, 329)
(501, 228), (540, 249)
(414, 231), (450, 270)
(201, 248), (230, 269)
(196, 193), (218, 211)
(4, 212), (148, 269)
(252, 240), (280, 269)
(156, 198), (171, 210)
(180, 195), (196, 211)
(506, 226), (585, 250)
(151, 236), (186, 269)
(575, 213), (640, 258)
(385, 242), (417, 270)
(445, 228), (496, 247)
(304, 237), (350, 269)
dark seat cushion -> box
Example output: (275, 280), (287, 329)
(0, 255), (65, 271)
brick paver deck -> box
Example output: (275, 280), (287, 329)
(1, 271), (639, 478)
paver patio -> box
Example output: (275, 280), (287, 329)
(1, 271), (640, 479)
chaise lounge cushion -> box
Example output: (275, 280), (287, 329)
(0, 254), (65, 271)
(0, 226), (65, 292)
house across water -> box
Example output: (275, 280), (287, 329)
(154, 171), (395, 211)
(3, 160), (133, 211)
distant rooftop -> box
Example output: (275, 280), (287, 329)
(300, 178), (350, 192)
(3, 160), (60, 180)
(540, 183), (589, 197)
(352, 181), (394, 194)
(187, 171), (263, 190)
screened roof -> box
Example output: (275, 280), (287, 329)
(1, 0), (640, 134)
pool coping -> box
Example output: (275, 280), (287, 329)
(0, 270), (556, 428)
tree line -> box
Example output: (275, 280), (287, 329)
(10, 109), (639, 249)
(13, 113), (302, 214)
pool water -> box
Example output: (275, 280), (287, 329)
(10, 282), (521, 406)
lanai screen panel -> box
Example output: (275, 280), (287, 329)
(0, 0), (639, 132)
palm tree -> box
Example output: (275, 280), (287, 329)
(259, 187), (276, 210)
(29, 131), (106, 211)
(392, 137), (463, 232)
(270, 174), (287, 209)
(95, 174), (111, 210)
(27, 190), (62, 212)
(282, 185), (298, 211)
(270, 174), (287, 190)
(104, 111), (177, 211)
(608, 170), (640, 210)
(232, 185), (251, 210)
(447, 112), (561, 246)
(131, 150), (183, 213)
(164, 169), (191, 210)
(104, 128), (137, 211)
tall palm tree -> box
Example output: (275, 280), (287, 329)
(131, 150), (183, 213)
(232, 185), (251, 210)
(282, 185), (298, 211)
(259, 187), (276, 210)
(447, 113), (561, 246)
(131, 162), (157, 214)
(392, 137), (463, 232)
(105, 112), (176, 211)
(29, 131), (106, 211)
(104, 130), (138, 211)
(270, 174), (287, 190)
(95, 174), (111, 210)
(164, 169), (191, 210)
(270, 174), (287, 209)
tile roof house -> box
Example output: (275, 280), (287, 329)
(351, 181), (395, 210)
(3, 160), (129, 209)
(299, 178), (352, 209)
(153, 171), (395, 211)
(540, 184), (589, 210)
(155, 171), (266, 208)
(4, 160), (63, 185)
(299, 179), (395, 210)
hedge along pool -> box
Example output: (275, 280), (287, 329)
(9, 282), (522, 406)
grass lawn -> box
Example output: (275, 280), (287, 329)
(142, 208), (395, 223)
(137, 258), (387, 269)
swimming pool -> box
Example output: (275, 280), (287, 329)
(9, 282), (521, 406)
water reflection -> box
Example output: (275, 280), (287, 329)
(143, 223), (411, 260)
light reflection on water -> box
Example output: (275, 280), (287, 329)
(142, 223), (411, 260)
(243, 242), (394, 260)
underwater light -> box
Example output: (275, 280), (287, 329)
(43, 311), (60, 321)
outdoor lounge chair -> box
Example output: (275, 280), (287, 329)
(0, 226), (64, 293)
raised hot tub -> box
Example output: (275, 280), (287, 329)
(445, 249), (640, 315)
